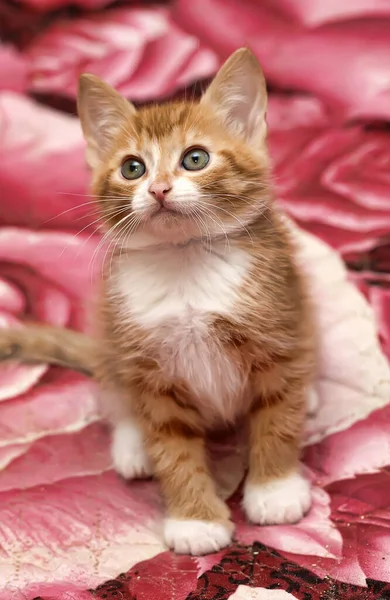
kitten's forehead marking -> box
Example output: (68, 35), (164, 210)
(137, 132), (184, 176)
(148, 144), (161, 180)
(135, 104), (194, 140)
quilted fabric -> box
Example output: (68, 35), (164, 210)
(0, 0), (390, 598)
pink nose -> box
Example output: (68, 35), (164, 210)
(149, 182), (172, 204)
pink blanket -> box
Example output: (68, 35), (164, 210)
(1, 1), (390, 598)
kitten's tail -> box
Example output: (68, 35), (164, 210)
(0, 325), (95, 377)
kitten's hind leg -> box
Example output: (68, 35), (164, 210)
(98, 386), (152, 480)
(111, 418), (153, 480)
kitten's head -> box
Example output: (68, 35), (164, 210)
(78, 48), (270, 247)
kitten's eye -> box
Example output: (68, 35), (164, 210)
(121, 158), (146, 180)
(182, 148), (210, 171)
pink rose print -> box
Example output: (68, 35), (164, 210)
(0, 93), (90, 230)
(173, 0), (390, 121)
(10, 0), (113, 14)
(266, 99), (390, 257)
(26, 6), (219, 101)
(349, 269), (390, 361)
(280, 468), (390, 587)
(0, 224), (104, 482)
(0, 45), (28, 92)
(262, 0), (390, 26)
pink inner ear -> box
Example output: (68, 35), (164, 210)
(78, 74), (136, 165)
(201, 49), (267, 142)
(227, 69), (267, 138)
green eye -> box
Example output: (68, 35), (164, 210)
(182, 148), (210, 171)
(121, 158), (146, 180)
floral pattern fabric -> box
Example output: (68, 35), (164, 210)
(1, 0), (390, 598)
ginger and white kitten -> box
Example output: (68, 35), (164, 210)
(0, 48), (317, 555)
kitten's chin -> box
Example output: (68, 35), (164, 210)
(143, 209), (198, 243)
(150, 208), (183, 226)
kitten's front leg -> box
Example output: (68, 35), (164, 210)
(139, 389), (233, 555)
(243, 378), (311, 525)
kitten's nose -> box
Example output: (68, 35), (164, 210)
(149, 182), (172, 204)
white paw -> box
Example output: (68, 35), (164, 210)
(307, 386), (320, 416)
(164, 519), (233, 555)
(111, 420), (152, 480)
(243, 472), (311, 525)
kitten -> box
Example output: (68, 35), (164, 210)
(0, 48), (317, 555)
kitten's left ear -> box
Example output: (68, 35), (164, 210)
(77, 74), (136, 168)
(201, 48), (267, 145)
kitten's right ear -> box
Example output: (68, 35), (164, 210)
(201, 48), (267, 146)
(77, 74), (136, 168)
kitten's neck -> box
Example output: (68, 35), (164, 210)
(121, 235), (224, 257)
(121, 207), (275, 254)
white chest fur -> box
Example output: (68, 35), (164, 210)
(113, 241), (252, 422)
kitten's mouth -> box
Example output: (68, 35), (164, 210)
(152, 204), (180, 218)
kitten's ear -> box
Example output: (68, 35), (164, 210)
(201, 48), (267, 145)
(77, 74), (136, 168)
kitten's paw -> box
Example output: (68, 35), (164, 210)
(111, 421), (152, 480)
(243, 472), (311, 525)
(164, 519), (233, 555)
